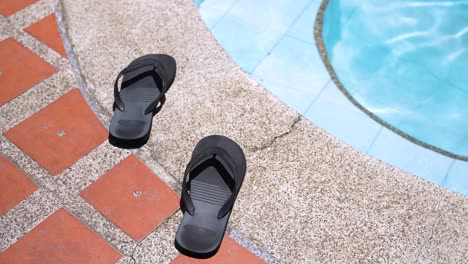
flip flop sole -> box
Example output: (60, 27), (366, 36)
(109, 54), (176, 149)
(175, 135), (246, 259)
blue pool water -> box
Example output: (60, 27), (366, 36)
(323, 0), (468, 159)
(195, 0), (468, 196)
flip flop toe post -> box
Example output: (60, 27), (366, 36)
(109, 54), (176, 149)
(175, 135), (246, 259)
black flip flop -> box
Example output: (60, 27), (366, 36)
(175, 135), (246, 259)
(109, 54), (176, 149)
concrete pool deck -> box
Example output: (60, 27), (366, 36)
(195, 0), (468, 196)
(0, 0), (467, 263)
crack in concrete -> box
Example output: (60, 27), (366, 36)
(249, 115), (301, 152)
(52, 3), (291, 262)
(130, 244), (139, 264)
(412, 190), (446, 263)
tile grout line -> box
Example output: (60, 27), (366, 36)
(1, 133), (136, 254)
(2, 2), (137, 255)
(440, 159), (456, 187)
(55, 0), (183, 192)
(365, 125), (384, 154)
(62, 202), (136, 257)
(206, 0), (240, 31)
(317, 1), (468, 165)
(5, 0), (52, 29)
(301, 79), (331, 114)
(284, 33), (315, 45)
(283, 0), (321, 46)
(15, 29), (67, 70)
(250, 0), (314, 75)
(34, 6), (280, 261)
(4, 0), (466, 263)
(0, 187), (63, 252)
(0, 5), (73, 246)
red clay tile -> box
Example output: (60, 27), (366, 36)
(0, 155), (38, 216)
(0, 38), (56, 106)
(171, 236), (266, 264)
(80, 154), (179, 241)
(24, 13), (67, 57)
(0, 208), (122, 263)
(0, 0), (38, 17)
(4, 89), (108, 175)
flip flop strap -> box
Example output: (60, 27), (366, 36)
(114, 59), (167, 114)
(181, 147), (241, 219)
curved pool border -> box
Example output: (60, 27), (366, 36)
(1, 0), (465, 262)
(314, 0), (468, 162)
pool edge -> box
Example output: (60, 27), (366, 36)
(313, 0), (468, 162)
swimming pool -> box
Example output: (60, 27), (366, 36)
(322, 0), (468, 160)
(195, 0), (468, 196)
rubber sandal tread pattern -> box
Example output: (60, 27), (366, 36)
(108, 54), (176, 149)
(175, 135), (246, 259)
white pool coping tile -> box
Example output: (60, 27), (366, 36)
(253, 35), (330, 96)
(199, 0), (239, 29)
(368, 127), (455, 185)
(444, 160), (468, 196)
(197, 0), (467, 196)
(211, 0), (310, 73)
(304, 81), (382, 152)
(287, 0), (322, 44)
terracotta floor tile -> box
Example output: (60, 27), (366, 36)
(171, 236), (266, 264)
(80, 154), (179, 241)
(0, 155), (38, 216)
(4, 89), (108, 175)
(24, 13), (67, 57)
(0, 0), (38, 17)
(0, 208), (122, 263)
(0, 38), (56, 107)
